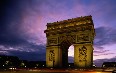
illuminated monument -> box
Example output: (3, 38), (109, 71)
(44, 15), (95, 68)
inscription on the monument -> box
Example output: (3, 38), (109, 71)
(49, 50), (55, 61)
(79, 46), (87, 62)
(48, 38), (57, 45)
(77, 34), (89, 43)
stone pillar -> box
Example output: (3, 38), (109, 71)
(74, 44), (79, 68)
(74, 43), (93, 68)
(46, 46), (62, 67)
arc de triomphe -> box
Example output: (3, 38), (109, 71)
(44, 15), (95, 68)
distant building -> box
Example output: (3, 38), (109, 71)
(0, 55), (20, 69)
(102, 62), (116, 67)
(0, 55), (46, 70)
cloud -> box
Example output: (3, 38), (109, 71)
(93, 26), (116, 60)
(94, 50), (109, 54)
(0, 42), (46, 53)
(0, 44), (46, 61)
(94, 26), (116, 46)
(1, 0), (116, 47)
(93, 53), (115, 57)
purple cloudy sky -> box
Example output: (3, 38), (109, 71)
(0, 0), (116, 67)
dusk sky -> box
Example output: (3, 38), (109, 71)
(0, 0), (116, 67)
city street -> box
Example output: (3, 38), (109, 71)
(0, 68), (113, 73)
(0, 71), (112, 73)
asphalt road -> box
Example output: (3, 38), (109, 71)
(0, 68), (115, 73)
(0, 70), (113, 73)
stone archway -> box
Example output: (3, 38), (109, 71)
(60, 40), (72, 68)
(44, 15), (95, 68)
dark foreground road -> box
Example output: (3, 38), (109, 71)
(0, 68), (115, 73)
(0, 69), (113, 73)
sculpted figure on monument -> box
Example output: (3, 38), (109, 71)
(79, 46), (87, 62)
(49, 50), (55, 61)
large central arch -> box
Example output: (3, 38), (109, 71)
(44, 15), (95, 68)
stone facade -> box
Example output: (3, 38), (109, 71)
(44, 15), (95, 68)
